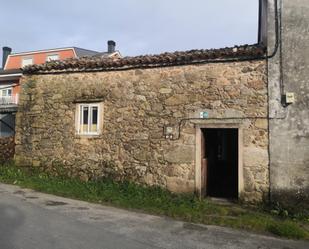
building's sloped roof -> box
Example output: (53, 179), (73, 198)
(23, 44), (266, 74)
(92, 51), (121, 58)
(9, 47), (99, 57)
(0, 69), (22, 75)
(0, 69), (22, 82)
(73, 47), (100, 57)
(91, 52), (111, 58)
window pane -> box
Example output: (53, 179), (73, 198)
(83, 107), (89, 124)
(90, 106), (98, 132)
(82, 106), (89, 133)
(92, 107), (98, 124)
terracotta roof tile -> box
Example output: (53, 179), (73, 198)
(23, 44), (266, 74)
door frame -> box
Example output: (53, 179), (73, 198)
(195, 123), (244, 199)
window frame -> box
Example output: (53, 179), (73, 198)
(46, 53), (60, 62)
(0, 88), (12, 97)
(21, 57), (33, 67)
(76, 103), (103, 136)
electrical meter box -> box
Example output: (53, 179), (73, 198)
(285, 92), (295, 104)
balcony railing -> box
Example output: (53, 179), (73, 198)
(0, 95), (19, 106)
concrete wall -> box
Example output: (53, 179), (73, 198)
(268, 0), (309, 209)
(15, 60), (268, 202)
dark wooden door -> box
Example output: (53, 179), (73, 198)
(203, 129), (238, 199)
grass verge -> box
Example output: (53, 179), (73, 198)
(0, 163), (308, 240)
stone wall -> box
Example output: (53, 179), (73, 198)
(15, 60), (268, 202)
(0, 136), (15, 163)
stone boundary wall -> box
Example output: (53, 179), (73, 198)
(0, 136), (15, 162)
(15, 60), (269, 202)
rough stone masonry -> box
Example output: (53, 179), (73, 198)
(0, 136), (15, 162)
(15, 57), (268, 203)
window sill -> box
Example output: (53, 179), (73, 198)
(74, 134), (102, 140)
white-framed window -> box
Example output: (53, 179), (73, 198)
(76, 103), (102, 135)
(22, 57), (33, 67)
(1, 88), (12, 97)
(46, 54), (59, 62)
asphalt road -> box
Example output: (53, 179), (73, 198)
(0, 183), (308, 249)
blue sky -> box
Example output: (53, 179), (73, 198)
(1, 0), (259, 62)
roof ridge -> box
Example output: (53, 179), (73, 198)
(73, 47), (100, 53)
(10, 47), (100, 56)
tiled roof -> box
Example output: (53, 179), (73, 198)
(23, 44), (266, 74)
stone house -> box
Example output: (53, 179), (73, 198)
(13, 0), (309, 208)
(15, 45), (268, 203)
